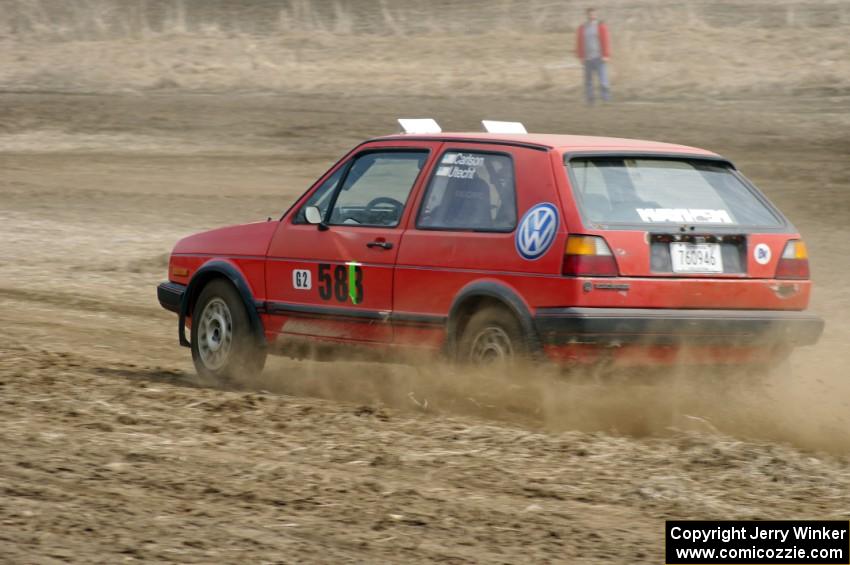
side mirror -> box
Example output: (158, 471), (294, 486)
(304, 206), (328, 230)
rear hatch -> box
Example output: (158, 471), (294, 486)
(563, 155), (808, 308)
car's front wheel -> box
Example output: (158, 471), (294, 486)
(191, 279), (266, 384)
(457, 307), (527, 365)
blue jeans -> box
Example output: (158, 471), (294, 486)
(583, 58), (610, 104)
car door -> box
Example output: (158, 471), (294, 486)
(393, 143), (565, 348)
(265, 141), (439, 343)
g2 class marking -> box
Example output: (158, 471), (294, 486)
(292, 269), (312, 290)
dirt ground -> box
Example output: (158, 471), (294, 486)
(1, 91), (849, 564)
(2, 1), (850, 562)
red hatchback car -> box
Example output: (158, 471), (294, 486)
(157, 120), (823, 381)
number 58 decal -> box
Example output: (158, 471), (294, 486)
(317, 263), (363, 305)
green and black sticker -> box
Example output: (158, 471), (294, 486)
(317, 263), (363, 304)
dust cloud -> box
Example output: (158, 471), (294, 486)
(241, 348), (850, 456)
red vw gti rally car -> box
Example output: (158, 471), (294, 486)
(157, 119), (823, 381)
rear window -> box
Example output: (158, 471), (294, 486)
(566, 157), (783, 228)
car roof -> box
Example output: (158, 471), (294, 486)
(373, 132), (721, 158)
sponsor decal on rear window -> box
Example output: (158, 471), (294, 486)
(637, 208), (733, 224)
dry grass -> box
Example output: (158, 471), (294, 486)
(1, 0), (849, 99)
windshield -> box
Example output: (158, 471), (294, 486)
(566, 157), (783, 228)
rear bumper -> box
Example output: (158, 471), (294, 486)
(534, 307), (824, 347)
(157, 281), (185, 314)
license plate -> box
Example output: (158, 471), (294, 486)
(670, 242), (723, 273)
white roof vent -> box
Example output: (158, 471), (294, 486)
(398, 118), (442, 134)
(482, 120), (527, 134)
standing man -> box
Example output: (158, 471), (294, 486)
(576, 8), (611, 104)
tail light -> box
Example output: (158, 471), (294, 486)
(775, 240), (810, 279)
(562, 235), (619, 276)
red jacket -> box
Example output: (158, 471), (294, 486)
(576, 21), (610, 60)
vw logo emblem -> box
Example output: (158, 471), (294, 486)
(516, 203), (559, 260)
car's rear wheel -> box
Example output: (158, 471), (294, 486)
(191, 279), (266, 384)
(458, 307), (527, 365)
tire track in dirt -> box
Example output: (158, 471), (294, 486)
(2, 344), (850, 562)
(0, 287), (161, 319)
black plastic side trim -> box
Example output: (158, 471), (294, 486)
(390, 312), (447, 327)
(180, 262), (266, 348)
(267, 301), (389, 321)
(447, 282), (540, 356)
(157, 281), (185, 314)
(266, 302), (446, 328)
(534, 307), (824, 346)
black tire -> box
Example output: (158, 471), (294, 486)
(190, 279), (266, 384)
(457, 307), (527, 365)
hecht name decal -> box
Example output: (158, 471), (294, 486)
(435, 153), (483, 179)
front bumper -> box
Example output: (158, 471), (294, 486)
(534, 307), (824, 347)
(157, 281), (185, 314)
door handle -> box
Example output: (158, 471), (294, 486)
(367, 240), (393, 250)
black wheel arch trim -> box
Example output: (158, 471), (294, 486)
(179, 261), (266, 348)
(447, 281), (541, 357)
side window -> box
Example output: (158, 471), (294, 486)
(571, 160), (612, 219)
(417, 151), (516, 231)
(328, 151), (427, 227)
(294, 166), (344, 224)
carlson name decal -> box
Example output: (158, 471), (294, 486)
(435, 152), (484, 179)
(516, 203), (559, 260)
